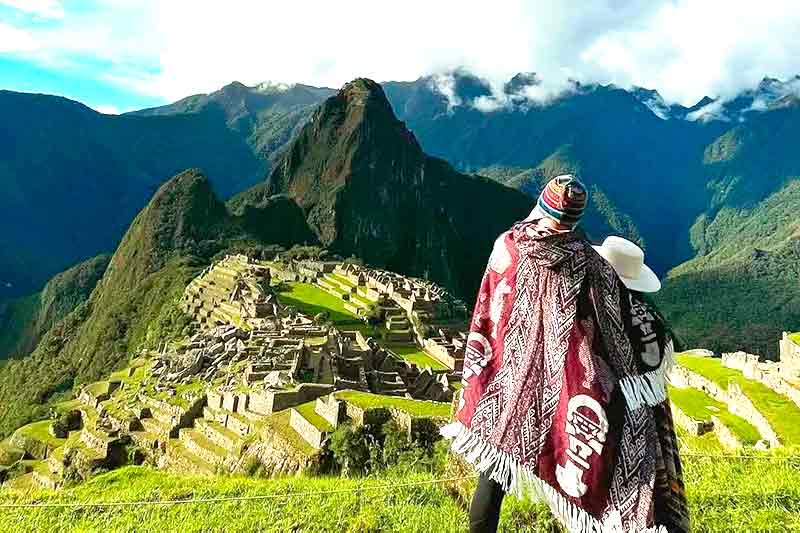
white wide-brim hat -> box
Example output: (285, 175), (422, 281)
(592, 236), (661, 293)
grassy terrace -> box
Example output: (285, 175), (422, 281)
(387, 343), (448, 370)
(276, 282), (361, 324)
(294, 402), (334, 432)
(13, 420), (65, 448)
(335, 390), (450, 419)
(669, 386), (761, 445)
(259, 411), (315, 457)
(677, 354), (800, 445)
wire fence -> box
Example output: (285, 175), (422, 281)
(1, 449), (798, 510)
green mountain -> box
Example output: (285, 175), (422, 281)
(383, 72), (729, 274)
(0, 169), (314, 436)
(656, 104), (800, 357)
(4, 72), (800, 360)
(0, 255), (110, 361)
(0, 84), (329, 299)
(234, 78), (533, 298)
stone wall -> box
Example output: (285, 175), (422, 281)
(289, 409), (327, 449)
(249, 384), (334, 416)
(669, 402), (712, 436)
(669, 367), (726, 398)
(315, 396), (344, 428)
(670, 366), (781, 447)
(710, 415), (742, 451)
(780, 332), (800, 380)
(726, 383), (781, 447)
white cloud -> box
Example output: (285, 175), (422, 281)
(92, 104), (119, 114)
(686, 100), (729, 122)
(0, 0), (64, 19)
(0, 22), (37, 53)
(3, 0), (800, 108)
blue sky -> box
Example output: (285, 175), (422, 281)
(1, 0), (800, 113)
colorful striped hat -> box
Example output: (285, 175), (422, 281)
(526, 174), (588, 227)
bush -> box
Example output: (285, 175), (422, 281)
(329, 419), (444, 477)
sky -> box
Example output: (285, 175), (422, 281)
(1, 0), (800, 113)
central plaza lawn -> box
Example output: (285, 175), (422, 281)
(335, 390), (450, 418)
(668, 386), (761, 445)
(676, 353), (800, 445)
(276, 282), (361, 324)
(387, 343), (448, 371)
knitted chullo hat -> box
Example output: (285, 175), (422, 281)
(526, 174), (588, 227)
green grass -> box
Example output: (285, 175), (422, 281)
(0, 466), (468, 533)
(329, 273), (355, 287)
(669, 386), (761, 445)
(14, 421), (64, 447)
(84, 381), (110, 398)
(260, 411), (315, 457)
(789, 332), (800, 346)
(681, 449), (800, 531)
(677, 354), (800, 445)
(387, 344), (448, 371)
(335, 391), (450, 419)
(276, 283), (361, 324)
(294, 402), (334, 432)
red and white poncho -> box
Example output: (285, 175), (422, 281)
(442, 223), (676, 532)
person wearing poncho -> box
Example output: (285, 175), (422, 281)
(442, 175), (689, 532)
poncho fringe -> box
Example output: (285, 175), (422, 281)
(441, 419), (668, 533)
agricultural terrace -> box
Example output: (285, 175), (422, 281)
(387, 343), (448, 371)
(676, 354), (800, 446)
(335, 391), (450, 418)
(668, 386), (761, 445)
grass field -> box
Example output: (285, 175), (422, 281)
(335, 391), (450, 419)
(277, 283), (362, 324)
(676, 354), (800, 446)
(386, 344), (448, 371)
(669, 386), (761, 445)
(0, 466), (466, 533)
(2, 452), (800, 533)
(789, 332), (800, 346)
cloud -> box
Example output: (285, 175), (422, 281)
(0, 0), (64, 19)
(686, 99), (729, 122)
(2, 0), (800, 108)
(0, 22), (37, 53)
(91, 104), (119, 114)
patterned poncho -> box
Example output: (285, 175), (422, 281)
(442, 223), (685, 532)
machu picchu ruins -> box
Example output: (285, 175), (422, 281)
(0, 254), (465, 490)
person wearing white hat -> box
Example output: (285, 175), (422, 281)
(592, 236), (661, 293)
(592, 236), (689, 530)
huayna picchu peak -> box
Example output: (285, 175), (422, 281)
(237, 78), (532, 299)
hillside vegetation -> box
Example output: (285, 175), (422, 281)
(0, 255), (110, 361)
(0, 170), (313, 437)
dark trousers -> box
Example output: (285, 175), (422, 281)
(469, 474), (505, 533)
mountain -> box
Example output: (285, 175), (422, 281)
(656, 102), (800, 357)
(0, 84), (330, 299)
(131, 81), (334, 163)
(0, 169), (314, 435)
(233, 78), (533, 298)
(4, 72), (800, 359)
(382, 71), (734, 275)
(0, 255), (109, 361)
